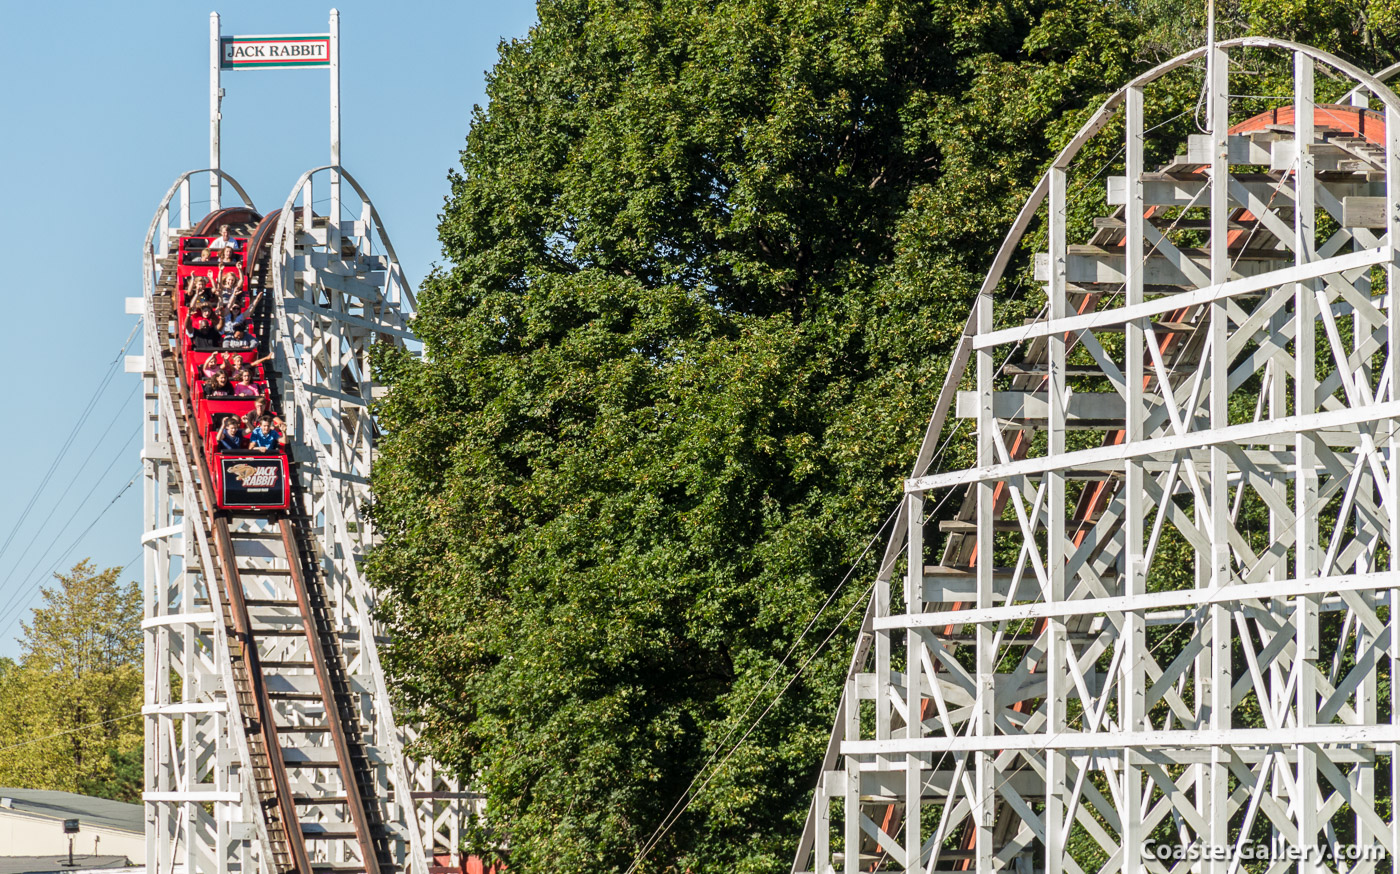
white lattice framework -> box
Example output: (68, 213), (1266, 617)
(794, 38), (1400, 874)
(140, 168), (467, 874)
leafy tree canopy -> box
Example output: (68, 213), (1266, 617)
(369, 1), (1400, 871)
(0, 560), (142, 802)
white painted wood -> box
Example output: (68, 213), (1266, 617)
(1344, 196), (1388, 228)
(843, 723), (1400, 755)
(143, 165), (452, 874)
(908, 400), (1400, 492)
(796, 38), (1400, 874)
(209, 13), (221, 211)
(876, 571), (1400, 629)
(982, 246), (1390, 350)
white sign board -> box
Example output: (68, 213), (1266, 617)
(221, 34), (330, 70)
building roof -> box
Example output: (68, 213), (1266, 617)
(0, 788), (142, 835)
(0, 856), (134, 874)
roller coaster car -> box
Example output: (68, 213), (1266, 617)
(177, 235), (246, 266)
(193, 383), (269, 437)
(206, 432), (291, 511)
(186, 349), (265, 380)
(176, 236), (250, 298)
(174, 232), (288, 514)
(186, 351), (267, 415)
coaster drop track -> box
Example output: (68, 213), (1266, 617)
(140, 171), (466, 874)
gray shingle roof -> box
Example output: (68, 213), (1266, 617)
(0, 788), (142, 835)
(0, 856), (134, 874)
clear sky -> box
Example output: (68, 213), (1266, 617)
(0, 1), (539, 657)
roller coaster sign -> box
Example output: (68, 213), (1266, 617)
(220, 35), (331, 71)
(219, 456), (289, 509)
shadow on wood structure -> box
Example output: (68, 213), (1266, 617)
(793, 37), (1400, 874)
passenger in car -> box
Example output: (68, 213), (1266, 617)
(247, 416), (286, 454)
(200, 351), (234, 381)
(223, 323), (258, 351)
(241, 396), (280, 431)
(201, 225), (241, 261)
(216, 268), (245, 308)
(221, 316), (253, 348)
(204, 371), (236, 399)
(185, 302), (222, 351)
(217, 416), (247, 453)
(183, 275), (213, 308)
(220, 287), (264, 339)
(231, 364), (261, 397)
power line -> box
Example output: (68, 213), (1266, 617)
(624, 506), (899, 872)
(0, 320), (140, 575)
(0, 469), (142, 639)
(625, 574), (884, 874)
(0, 712), (141, 757)
(0, 392), (141, 599)
(0, 422), (142, 636)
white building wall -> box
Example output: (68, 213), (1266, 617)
(0, 809), (144, 861)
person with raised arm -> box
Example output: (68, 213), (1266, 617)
(220, 290), (265, 349)
(183, 274), (215, 308)
(216, 415), (247, 453)
(185, 301), (222, 351)
(215, 267), (245, 309)
(199, 351), (238, 381)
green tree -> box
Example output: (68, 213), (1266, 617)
(371, 0), (1400, 870)
(0, 560), (143, 802)
(368, 1), (1157, 871)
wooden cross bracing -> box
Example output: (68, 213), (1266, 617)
(139, 167), (473, 874)
(793, 38), (1400, 874)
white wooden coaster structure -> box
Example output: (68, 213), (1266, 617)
(138, 12), (469, 873)
(268, 166), (469, 866)
(137, 168), (466, 874)
(793, 37), (1400, 874)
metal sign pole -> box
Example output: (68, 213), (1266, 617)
(330, 9), (341, 231)
(1204, 0), (1216, 129)
(210, 11), (222, 211)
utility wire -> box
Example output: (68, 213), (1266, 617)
(0, 469), (142, 639)
(0, 321), (140, 574)
(624, 506), (899, 872)
(0, 423), (142, 633)
(0, 389), (141, 598)
(0, 712), (142, 756)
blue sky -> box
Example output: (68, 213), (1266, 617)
(0, 1), (539, 657)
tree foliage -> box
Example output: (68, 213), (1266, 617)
(0, 560), (142, 801)
(369, 0), (1400, 872)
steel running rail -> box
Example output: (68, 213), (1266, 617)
(142, 167), (455, 874)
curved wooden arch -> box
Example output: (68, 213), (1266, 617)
(796, 36), (1400, 874)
